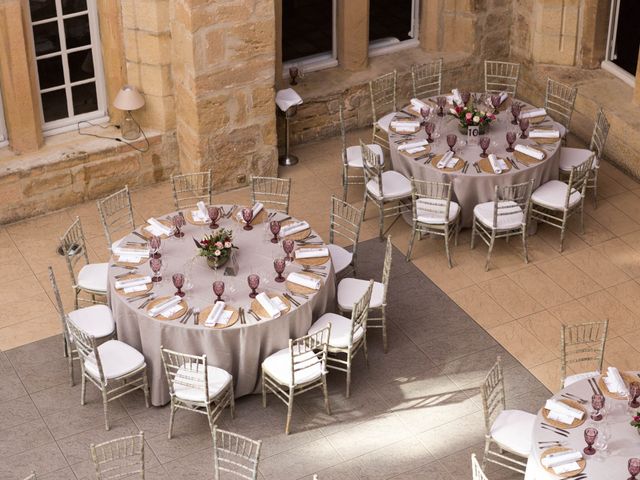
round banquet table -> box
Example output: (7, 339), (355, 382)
(108, 207), (336, 406)
(388, 95), (563, 227)
(525, 372), (640, 480)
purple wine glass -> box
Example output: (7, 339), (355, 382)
(436, 96), (446, 116)
(212, 280), (225, 303)
(172, 273), (185, 297)
(519, 118), (530, 139)
(506, 131), (517, 152)
(460, 91), (471, 105)
(420, 107), (431, 124)
(273, 257), (286, 283)
(446, 134), (457, 152)
(149, 235), (161, 259)
(247, 274), (260, 298)
(172, 214), (185, 238)
(269, 220), (281, 244)
(241, 208), (254, 231)
(289, 66), (299, 86)
(479, 137), (491, 158)
(511, 103), (521, 125)
(208, 206), (220, 229)
(150, 257), (162, 283)
(282, 239), (295, 262)
(629, 458), (640, 480)
(491, 94), (501, 114)
(583, 427), (598, 455)
(424, 121), (435, 142)
(591, 394), (605, 421)
(629, 382), (640, 409)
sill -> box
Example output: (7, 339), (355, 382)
(43, 114), (111, 137)
(283, 54), (338, 77)
(368, 38), (420, 57)
(601, 60), (635, 87)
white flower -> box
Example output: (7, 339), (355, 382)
(449, 108), (457, 115)
(473, 115), (480, 123)
(214, 250), (221, 257)
(224, 242), (232, 248)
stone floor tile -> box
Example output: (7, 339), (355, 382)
(537, 256), (602, 299)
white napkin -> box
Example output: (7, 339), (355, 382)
(520, 107), (547, 119)
(541, 450), (582, 474)
(451, 88), (463, 105)
(552, 462), (581, 475)
(397, 139), (429, 152)
(256, 292), (280, 319)
(192, 201), (209, 221)
(436, 151), (453, 168)
(113, 246), (150, 257)
(270, 296), (289, 312)
(410, 98), (428, 112)
(124, 285), (148, 294)
(529, 129), (560, 139)
(237, 202), (264, 223)
(160, 304), (184, 318)
(275, 88), (303, 111)
(488, 154), (507, 174)
(604, 366), (628, 395)
(118, 255), (142, 263)
(390, 120), (420, 132)
(407, 146), (427, 154)
(295, 247), (329, 259)
(205, 301), (231, 326)
(499, 91), (508, 104)
(148, 296), (182, 317)
(115, 276), (152, 290)
(287, 272), (321, 290)
(281, 221), (309, 237)
(145, 218), (173, 236)
(544, 399), (584, 423)
(514, 144), (545, 160)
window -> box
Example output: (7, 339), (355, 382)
(29, 0), (107, 133)
(369, 0), (419, 55)
(603, 0), (640, 86)
(282, 0), (337, 74)
(0, 92), (6, 146)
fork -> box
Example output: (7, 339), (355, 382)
(302, 266), (327, 277)
(138, 295), (156, 309)
(283, 293), (300, 307)
(126, 292), (153, 303)
(248, 309), (261, 322)
(179, 307), (193, 324)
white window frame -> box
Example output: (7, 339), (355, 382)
(29, 0), (108, 136)
(282, 0), (338, 77)
(0, 92), (7, 148)
(602, 0), (636, 87)
(368, 0), (420, 57)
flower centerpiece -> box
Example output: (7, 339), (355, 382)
(193, 228), (237, 269)
(631, 411), (640, 435)
(450, 105), (496, 135)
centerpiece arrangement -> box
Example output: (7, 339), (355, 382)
(194, 228), (237, 269)
(450, 104), (496, 135)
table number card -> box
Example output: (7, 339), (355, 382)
(467, 126), (480, 138)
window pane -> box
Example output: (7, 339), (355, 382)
(29, 0), (56, 22)
(33, 21), (61, 56)
(369, 0), (413, 44)
(613, 0), (640, 76)
(41, 89), (68, 122)
(62, 0), (87, 15)
(64, 14), (91, 49)
(68, 49), (94, 82)
(282, 0), (332, 62)
(37, 56), (65, 89)
(71, 82), (98, 115)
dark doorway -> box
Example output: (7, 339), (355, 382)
(611, 0), (640, 76)
(369, 0), (413, 44)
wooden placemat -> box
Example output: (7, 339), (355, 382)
(114, 274), (153, 298)
(430, 154), (465, 172)
(398, 143), (432, 159)
(294, 247), (330, 267)
(185, 209), (211, 226)
(540, 447), (586, 478)
(251, 293), (291, 319)
(533, 136), (561, 144)
(514, 147), (546, 165)
(145, 296), (188, 320)
(598, 372), (638, 400)
(497, 96), (512, 112)
(286, 272), (324, 295)
(140, 220), (173, 239)
(389, 120), (421, 135)
(541, 399), (587, 429)
(281, 220), (312, 241)
(199, 305), (239, 328)
(231, 206), (268, 226)
(478, 157), (512, 174)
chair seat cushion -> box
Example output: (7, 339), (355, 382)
(337, 278), (385, 311)
(346, 144), (384, 168)
(473, 200), (524, 230)
(416, 198), (460, 225)
(85, 340), (145, 380)
(366, 171), (412, 200)
(559, 147), (593, 171)
(376, 112), (397, 133)
(563, 371), (600, 388)
(77, 262), (109, 293)
(68, 304), (115, 339)
(531, 180), (582, 210)
(490, 409), (536, 456)
(173, 364), (232, 403)
(327, 244), (353, 275)
(309, 313), (363, 349)
(262, 347), (323, 387)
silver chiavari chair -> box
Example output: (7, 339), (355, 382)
(484, 60), (520, 96)
(67, 320), (150, 430)
(406, 178), (460, 268)
(262, 326), (331, 434)
(90, 431), (145, 480)
(328, 195), (364, 278)
(361, 141), (412, 239)
(250, 176), (291, 214)
(160, 346), (234, 439)
(530, 156), (593, 252)
(309, 280), (373, 397)
(544, 78), (577, 142)
(171, 170), (212, 210)
(472, 453), (489, 480)
(411, 58), (443, 99)
(471, 180), (533, 271)
(60, 217), (108, 309)
(481, 357), (535, 475)
(97, 185), (136, 251)
(212, 427), (262, 480)
(369, 70), (398, 151)
(560, 320), (609, 389)
(559, 108), (610, 208)
(48, 266), (116, 386)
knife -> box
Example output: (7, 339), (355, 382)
(132, 231), (148, 241)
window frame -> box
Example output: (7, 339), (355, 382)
(28, 0), (109, 135)
(368, 0), (420, 57)
(0, 91), (7, 148)
(602, 0), (636, 87)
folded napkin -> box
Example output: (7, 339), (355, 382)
(604, 366), (628, 395)
(256, 292), (281, 319)
(397, 139), (429, 152)
(118, 255), (143, 263)
(520, 107), (547, 119)
(237, 202), (264, 223)
(499, 91), (508, 104)
(275, 88), (303, 112)
(410, 98), (428, 112)
(541, 450), (582, 474)
(271, 296), (289, 312)
(113, 246), (150, 257)
(390, 120), (420, 132)
(145, 218), (173, 236)
(281, 220), (309, 237)
(296, 247), (329, 259)
(148, 296), (182, 317)
(514, 144), (545, 160)
(192, 201), (209, 221)
(544, 399), (584, 424)
(115, 276), (152, 290)
(406, 146), (426, 154)
(451, 88), (463, 105)
(287, 272), (321, 290)
(488, 154), (507, 174)
(124, 285), (148, 294)
(436, 152), (459, 169)
(529, 129), (560, 139)
(204, 301), (232, 326)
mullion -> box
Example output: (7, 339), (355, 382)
(53, 0), (74, 118)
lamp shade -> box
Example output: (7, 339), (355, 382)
(113, 85), (145, 111)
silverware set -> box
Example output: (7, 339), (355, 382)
(283, 292), (300, 307)
(132, 231), (148, 241)
(111, 264), (137, 270)
(561, 392), (587, 404)
(302, 266), (327, 277)
(587, 377), (603, 396)
(540, 422), (570, 437)
(461, 161), (469, 173)
(126, 291), (153, 303)
(473, 162), (481, 173)
(247, 309), (261, 322)
(178, 307), (193, 324)
(507, 157), (520, 170)
(115, 270), (138, 279)
(138, 295), (156, 309)
(538, 439), (567, 449)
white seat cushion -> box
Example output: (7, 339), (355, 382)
(77, 262), (109, 293)
(490, 409), (536, 456)
(327, 244), (353, 275)
(173, 364), (232, 403)
(84, 340), (145, 380)
(376, 112), (397, 133)
(473, 200), (524, 230)
(416, 198), (460, 225)
(309, 313), (363, 349)
(366, 171), (412, 200)
(346, 144), (384, 168)
(337, 277), (385, 311)
(262, 347), (323, 387)
(68, 304), (115, 339)
(531, 180), (582, 210)
(563, 370), (600, 388)
(559, 147), (593, 172)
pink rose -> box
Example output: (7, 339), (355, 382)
(215, 241), (223, 248)
(465, 112), (472, 120)
(224, 242), (232, 248)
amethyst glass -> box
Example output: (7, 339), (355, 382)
(479, 137), (490, 158)
(629, 382), (640, 409)
(460, 91), (471, 105)
(282, 239), (295, 262)
(506, 131), (517, 152)
(519, 118), (530, 139)
(289, 66), (299, 86)
(420, 107), (431, 123)
(424, 121), (435, 142)
(150, 257), (162, 282)
(247, 274), (260, 298)
(241, 208), (254, 231)
(269, 220), (281, 244)
(511, 103), (521, 125)
(590, 394), (605, 421)
(583, 427), (598, 455)
(208, 206), (220, 229)
(436, 96), (446, 116)
(212, 280), (225, 303)
(172, 273), (185, 297)
(172, 214), (185, 238)
(149, 235), (161, 259)
(491, 94), (501, 114)
(629, 458), (640, 480)
(273, 258), (286, 283)
(446, 134), (457, 152)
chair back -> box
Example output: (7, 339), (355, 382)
(97, 185), (135, 250)
(339, 105), (348, 165)
(212, 427), (262, 480)
(250, 176), (291, 214)
(484, 60), (520, 96)
(48, 266), (73, 348)
(66, 320), (105, 384)
(411, 178), (453, 227)
(361, 141), (384, 198)
(471, 453), (489, 480)
(329, 195), (363, 260)
(544, 78), (577, 131)
(160, 346), (211, 403)
(411, 59), (443, 99)
(590, 108), (610, 161)
(369, 70), (397, 124)
(90, 432), (145, 480)
(171, 170), (212, 210)
(481, 356), (506, 434)
(566, 156), (594, 209)
(288, 326), (331, 387)
(381, 235), (393, 303)
(349, 280), (374, 346)
(560, 320), (608, 386)
(60, 217), (90, 286)
(489, 180), (533, 230)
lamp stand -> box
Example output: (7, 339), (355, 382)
(121, 111), (141, 141)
